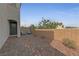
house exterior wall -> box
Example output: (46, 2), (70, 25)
(0, 4), (20, 49)
(56, 25), (64, 29)
(7, 4), (20, 37)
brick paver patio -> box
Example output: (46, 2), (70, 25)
(0, 35), (64, 56)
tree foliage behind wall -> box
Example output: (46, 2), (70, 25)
(31, 17), (64, 29)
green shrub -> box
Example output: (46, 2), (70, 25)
(63, 38), (76, 49)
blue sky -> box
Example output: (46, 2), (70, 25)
(20, 3), (79, 27)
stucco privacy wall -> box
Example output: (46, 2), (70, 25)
(54, 29), (79, 47)
(33, 29), (54, 41)
(33, 29), (79, 47)
(0, 4), (20, 49)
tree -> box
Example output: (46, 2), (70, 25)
(32, 17), (64, 29)
(37, 17), (64, 29)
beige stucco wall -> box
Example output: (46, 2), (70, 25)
(0, 4), (20, 49)
(33, 29), (79, 47)
(54, 29), (79, 47)
(33, 29), (54, 41)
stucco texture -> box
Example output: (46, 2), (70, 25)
(0, 4), (20, 49)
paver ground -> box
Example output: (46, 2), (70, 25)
(0, 35), (64, 56)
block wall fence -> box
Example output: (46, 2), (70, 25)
(32, 29), (79, 47)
